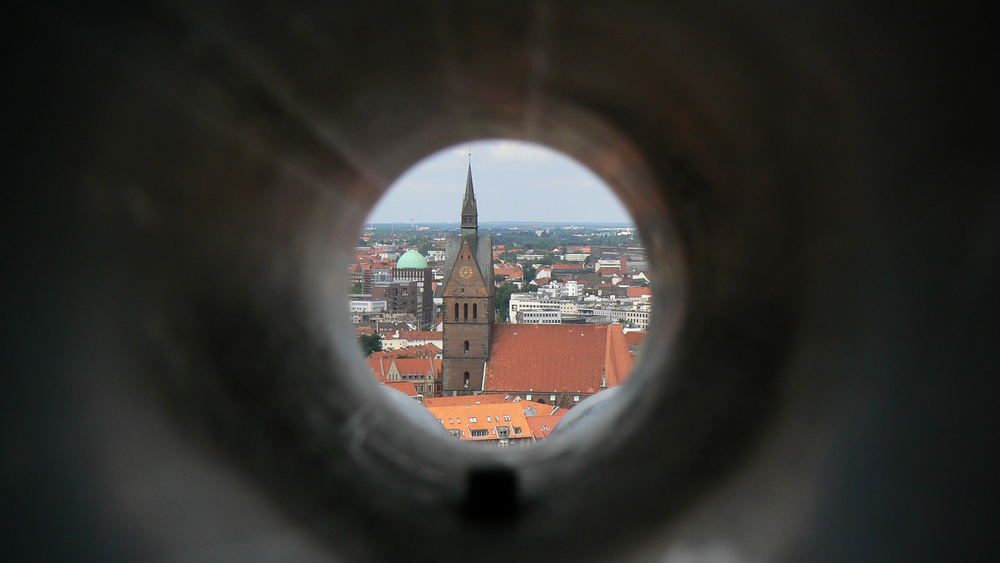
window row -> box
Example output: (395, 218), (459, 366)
(446, 428), (523, 438)
(450, 301), (480, 321)
(467, 415), (512, 423)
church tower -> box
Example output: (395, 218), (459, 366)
(441, 165), (494, 394)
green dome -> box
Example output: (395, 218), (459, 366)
(396, 249), (428, 269)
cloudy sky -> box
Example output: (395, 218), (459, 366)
(367, 139), (632, 224)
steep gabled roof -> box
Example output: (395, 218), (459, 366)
(368, 357), (441, 382)
(439, 234), (494, 297)
(391, 357), (441, 377)
(441, 239), (491, 298)
(484, 324), (634, 393)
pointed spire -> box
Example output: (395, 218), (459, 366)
(461, 163), (478, 230)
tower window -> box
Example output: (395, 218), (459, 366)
(463, 372), (470, 388)
(464, 340), (470, 355)
(463, 302), (469, 320)
(473, 303), (478, 319)
(454, 303), (459, 319)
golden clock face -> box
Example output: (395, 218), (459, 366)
(459, 266), (474, 279)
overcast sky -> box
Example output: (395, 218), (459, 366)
(366, 139), (632, 224)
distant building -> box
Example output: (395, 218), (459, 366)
(368, 356), (442, 398)
(393, 249), (434, 326)
(371, 281), (421, 321)
(370, 343), (442, 359)
(509, 291), (652, 330)
(379, 330), (443, 351)
(493, 262), (524, 284)
(349, 295), (386, 312)
(349, 295), (388, 324)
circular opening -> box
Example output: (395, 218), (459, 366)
(292, 114), (690, 552)
(341, 139), (682, 456)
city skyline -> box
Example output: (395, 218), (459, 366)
(367, 140), (633, 224)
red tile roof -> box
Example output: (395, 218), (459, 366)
(367, 357), (441, 383)
(368, 357), (391, 383)
(370, 343), (441, 359)
(515, 400), (563, 416)
(525, 413), (566, 439)
(425, 401), (560, 441)
(624, 331), (646, 346)
(426, 402), (533, 441)
(384, 381), (418, 396)
(424, 394), (514, 407)
(493, 263), (524, 279)
(392, 357), (442, 377)
(627, 287), (652, 297)
(485, 324), (634, 393)
(403, 343), (442, 356)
